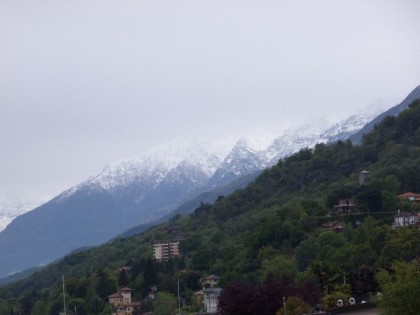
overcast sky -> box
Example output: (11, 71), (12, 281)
(1, 0), (420, 204)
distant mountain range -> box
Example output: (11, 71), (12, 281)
(0, 86), (418, 278)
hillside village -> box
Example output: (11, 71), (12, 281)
(140, 172), (420, 314)
(0, 101), (419, 314)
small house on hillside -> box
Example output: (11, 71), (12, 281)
(201, 275), (220, 288)
(333, 199), (357, 214)
(393, 210), (418, 227)
(108, 287), (141, 315)
(193, 287), (222, 314)
(359, 170), (370, 186)
(397, 192), (420, 202)
(322, 221), (343, 232)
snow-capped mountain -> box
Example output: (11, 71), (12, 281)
(264, 111), (377, 165)
(207, 138), (268, 188)
(321, 112), (383, 143)
(87, 140), (229, 192)
(0, 107), (382, 278)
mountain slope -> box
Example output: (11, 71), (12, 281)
(350, 85), (420, 144)
(0, 104), (381, 278)
(1, 100), (419, 313)
(0, 142), (231, 277)
(118, 171), (260, 238)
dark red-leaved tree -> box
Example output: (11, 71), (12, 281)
(255, 275), (297, 315)
(296, 277), (322, 306)
(218, 275), (319, 315)
(218, 280), (257, 315)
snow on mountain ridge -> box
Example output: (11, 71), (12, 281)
(57, 110), (376, 201)
(55, 138), (233, 198)
(10, 109), (378, 216)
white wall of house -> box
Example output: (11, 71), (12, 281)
(203, 288), (222, 314)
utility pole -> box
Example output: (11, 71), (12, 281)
(283, 296), (286, 315)
(177, 274), (181, 315)
(62, 275), (67, 315)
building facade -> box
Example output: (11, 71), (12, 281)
(153, 240), (180, 261)
(393, 211), (418, 227)
(203, 288), (222, 314)
(333, 199), (357, 214)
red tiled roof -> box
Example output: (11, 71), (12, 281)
(204, 274), (220, 280)
(120, 287), (132, 291)
(398, 192), (420, 198)
(108, 292), (123, 298)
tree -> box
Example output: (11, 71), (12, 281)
(191, 249), (211, 271)
(295, 238), (319, 271)
(218, 280), (257, 315)
(276, 296), (311, 315)
(31, 301), (48, 315)
(357, 187), (382, 212)
(377, 227), (420, 268)
(218, 276), (299, 315)
(142, 258), (157, 295)
(321, 284), (351, 309)
(68, 298), (87, 315)
(118, 268), (129, 287)
(0, 302), (7, 315)
(296, 276), (322, 306)
(316, 232), (348, 272)
(256, 275), (297, 315)
(261, 255), (298, 280)
(66, 278), (88, 299)
(90, 296), (104, 315)
(348, 265), (378, 299)
(346, 243), (376, 271)
(153, 292), (176, 315)
(102, 303), (113, 315)
(94, 269), (117, 300)
(352, 216), (377, 246)
(47, 300), (62, 315)
(17, 290), (38, 314)
(377, 261), (420, 315)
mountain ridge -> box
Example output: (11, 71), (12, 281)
(1, 98), (419, 314)
(0, 103), (386, 278)
(350, 85), (420, 144)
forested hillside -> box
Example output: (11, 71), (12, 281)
(1, 101), (419, 315)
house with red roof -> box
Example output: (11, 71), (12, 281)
(108, 287), (141, 315)
(397, 192), (420, 202)
(201, 274), (220, 288)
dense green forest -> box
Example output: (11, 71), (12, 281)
(1, 101), (420, 315)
